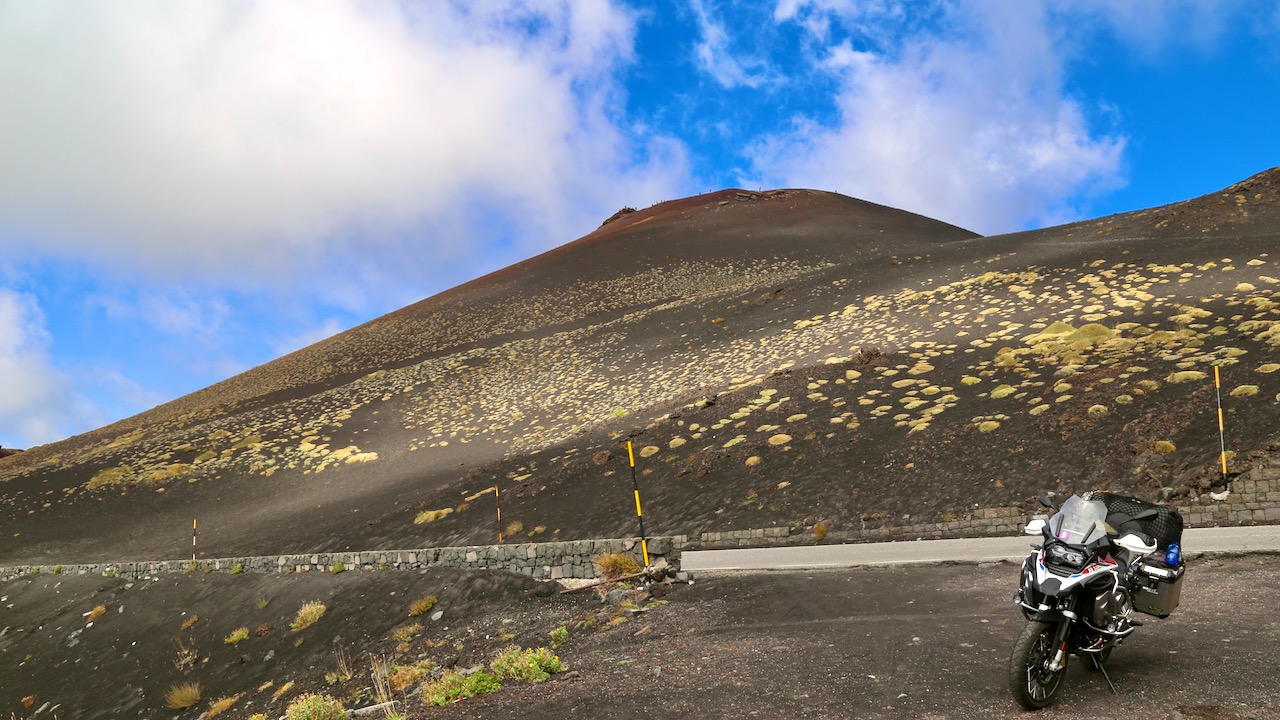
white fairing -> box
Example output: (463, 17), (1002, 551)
(1034, 550), (1119, 595)
(1024, 518), (1046, 535)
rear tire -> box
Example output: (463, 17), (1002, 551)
(1009, 620), (1067, 710)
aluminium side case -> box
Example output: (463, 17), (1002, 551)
(1132, 558), (1184, 618)
(1094, 492), (1186, 618)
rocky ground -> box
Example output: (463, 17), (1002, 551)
(3, 554), (1278, 719)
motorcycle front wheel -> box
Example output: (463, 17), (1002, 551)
(1008, 620), (1067, 710)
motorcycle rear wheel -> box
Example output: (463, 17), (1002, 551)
(1009, 620), (1067, 710)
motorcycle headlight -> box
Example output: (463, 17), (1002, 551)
(1045, 542), (1086, 569)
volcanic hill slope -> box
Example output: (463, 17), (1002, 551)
(3, 171), (1280, 565)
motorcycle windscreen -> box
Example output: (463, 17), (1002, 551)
(1047, 496), (1108, 545)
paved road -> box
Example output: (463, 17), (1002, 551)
(682, 524), (1280, 571)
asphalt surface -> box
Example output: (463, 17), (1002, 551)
(682, 525), (1280, 571)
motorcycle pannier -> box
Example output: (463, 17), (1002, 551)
(1132, 561), (1184, 618)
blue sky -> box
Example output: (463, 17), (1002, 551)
(2, 0), (1278, 449)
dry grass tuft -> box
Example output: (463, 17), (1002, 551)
(164, 681), (202, 709)
(225, 627), (250, 645)
(86, 465), (134, 490)
(414, 507), (453, 524)
(206, 694), (241, 717)
(290, 601), (327, 631)
(1154, 440), (1177, 455)
(85, 605), (107, 623)
(408, 594), (438, 617)
(392, 623), (422, 643)
(813, 521), (829, 541)
(594, 552), (641, 580)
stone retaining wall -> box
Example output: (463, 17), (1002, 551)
(0, 536), (677, 584)
(683, 460), (1280, 550)
(4, 462), (1276, 577)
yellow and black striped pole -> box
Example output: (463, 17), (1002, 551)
(1215, 365), (1228, 484)
(495, 485), (504, 544)
(192, 519), (197, 561)
(626, 441), (650, 567)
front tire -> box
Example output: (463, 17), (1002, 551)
(1009, 620), (1067, 710)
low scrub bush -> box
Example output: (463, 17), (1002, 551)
(550, 625), (569, 647)
(285, 693), (347, 720)
(388, 661), (434, 692)
(86, 465), (134, 490)
(422, 670), (501, 707)
(225, 627), (249, 645)
(490, 645), (564, 683)
(408, 594), (438, 617)
(164, 682), (202, 709)
(594, 552), (640, 580)
(291, 601), (327, 631)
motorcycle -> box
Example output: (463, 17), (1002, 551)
(1008, 492), (1185, 710)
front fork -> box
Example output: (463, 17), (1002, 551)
(1047, 601), (1077, 672)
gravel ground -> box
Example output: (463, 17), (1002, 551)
(3, 554), (1277, 719)
(450, 554), (1280, 719)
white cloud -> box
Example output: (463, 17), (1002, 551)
(690, 0), (770, 88)
(0, 289), (97, 448)
(0, 0), (689, 286)
(1063, 0), (1269, 57)
(754, 1), (1126, 234)
(89, 289), (231, 341)
(92, 369), (170, 415)
(271, 317), (347, 358)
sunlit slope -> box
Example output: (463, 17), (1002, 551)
(0, 189), (980, 562)
(1, 170), (1278, 563)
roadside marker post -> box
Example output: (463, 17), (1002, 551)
(626, 441), (650, 567)
(1215, 366), (1229, 487)
(495, 485), (504, 544)
(192, 519), (197, 561)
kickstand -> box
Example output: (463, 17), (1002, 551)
(1091, 654), (1118, 694)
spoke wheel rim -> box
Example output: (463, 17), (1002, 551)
(1025, 629), (1063, 700)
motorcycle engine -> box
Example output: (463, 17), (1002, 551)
(1090, 585), (1133, 630)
